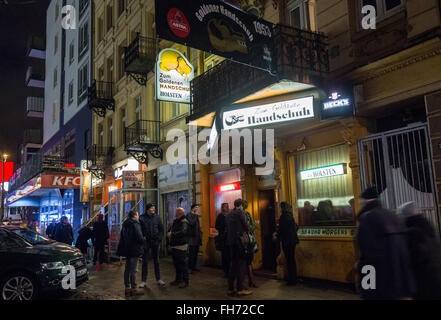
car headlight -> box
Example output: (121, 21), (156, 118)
(41, 261), (65, 270)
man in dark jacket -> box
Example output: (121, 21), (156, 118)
(92, 214), (109, 270)
(356, 187), (416, 300)
(117, 210), (144, 298)
(46, 219), (57, 239)
(168, 207), (190, 288)
(187, 204), (202, 273)
(275, 202), (299, 286)
(225, 199), (252, 296)
(215, 203), (230, 277)
(399, 202), (441, 299)
(75, 226), (93, 260)
(54, 216), (74, 245)
(139, 203), (165, 287)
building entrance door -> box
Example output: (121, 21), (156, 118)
(259, 189), (277, 271)
(358, 123), (440, 234)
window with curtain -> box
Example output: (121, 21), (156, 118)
(295, 144), (355, 226)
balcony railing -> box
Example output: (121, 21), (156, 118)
(8, 150), (42, 193)
(26, 97), (44, 116)
(26, 66), (45, 88)
(87, 80), (115, 117)
(124, 120), (163, 164)
(26, 36), (45, 59)
(190, 24), (329, 122)
(24, 129), (43, 146)
(124, 33), (156, 85)
(86, 145), (114, 179)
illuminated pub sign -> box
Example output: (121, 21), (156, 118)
(300, 163), (347, 180)
(222, 96), (315, 130)
(156, 48), (195, 103)
(216, 181), (240, 193)
(321, 88), (354, 121)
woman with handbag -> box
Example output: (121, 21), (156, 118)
(243, 200), (259, 289)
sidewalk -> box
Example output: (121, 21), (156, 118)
(68, 257), (359, 300)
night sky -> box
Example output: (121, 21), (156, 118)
(0, 0), (50, 164)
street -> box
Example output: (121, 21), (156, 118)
(66, 257), (359, 300)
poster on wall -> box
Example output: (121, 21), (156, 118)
(155, 0), (275, 72)
(155, 48), (195, 103)
(122, 171), (145, 189)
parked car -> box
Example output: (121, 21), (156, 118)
(0, 226), (88, 300)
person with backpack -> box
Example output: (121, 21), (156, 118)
(356, 186), (416, 300)
(117, 210), (145, 298)
(399, 202), (441, 299)
(187, 204), (202, 274)
(274, 202), (299, 286)
(225, 199), (252, 297)
(215, 203), (230, 277)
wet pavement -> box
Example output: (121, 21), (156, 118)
(64, 257), (359, 300)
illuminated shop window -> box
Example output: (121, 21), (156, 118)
(296, 144), (355, 227)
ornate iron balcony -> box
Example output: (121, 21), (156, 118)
(124, 33), (157, 86)
(124, 120), (163, 164)
(190, 24), (329, 122)
(86, 145), (114, 179)
(87, 80), (115, 117)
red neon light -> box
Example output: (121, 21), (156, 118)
(216, 182), (240, 193)
(0, 162), (13, 183)
(65, 164), (75, 168)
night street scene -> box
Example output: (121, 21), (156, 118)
(1, 0), (441, 312)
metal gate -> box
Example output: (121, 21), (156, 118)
(358, 123), (440, 234)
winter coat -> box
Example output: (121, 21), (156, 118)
(356, 200), (416, 300)
(225, 208), (249, 247)
(277, 211), (299, 247)
(75, 227), (93, 253)
(92, 220), (109, 248)
(170, 216), (189, 247)
(215, 213), (227, 250)
(139, 213), (164, 243)
(46, 223), (57, 239)
(117, 218), (144, 258)
(187, 212), (202, 246)
(55, 223), (74, 245)
(405, 214), (441, 299)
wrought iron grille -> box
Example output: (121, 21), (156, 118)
(87, 80), (115, 116)
(190, 24), (329, 120)
(125, 120), (162, 148)
(86, 145), (114, 168)
(124, 33), (156, 85)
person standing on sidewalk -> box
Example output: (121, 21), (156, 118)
(168, 207), (190, 288)
(275, 202), (299, 286)
(187, 204), (202, 274)
(215, 203), (230, 277)
(92, 214), (109, 271)
(226, 199), (252, 297)
(117, 210), (145, 298)
(54, 216), (74, 245)
(139, 203), (166, 288)
(243, 200), (258, 288)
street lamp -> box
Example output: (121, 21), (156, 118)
(1, 153), (8, 223)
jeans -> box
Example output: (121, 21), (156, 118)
(141, 241), (161, 282)
(93, 245), (105, 264)
(188, 245), (200, 270)
(228, 245), (246, 291)
(282, 244), (297, 284)
(221, 246), (231, 276)
(124, 257), (139, 289)
(172, 248), (189, 283)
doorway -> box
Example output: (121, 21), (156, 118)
(259, 189), (277, 271)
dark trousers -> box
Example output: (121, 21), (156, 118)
(283, 243), (297, 284)
(124, 257), (139, 289)
(228, 245), (247, 291)
(141, 241), (161, 282)
(221, 247), (231, 276)
(188, 245), (200, 270)
(93, 245), (105, 264)
(172, 248), (189, 283)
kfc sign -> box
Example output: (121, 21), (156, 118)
(41, 174), (81, 189)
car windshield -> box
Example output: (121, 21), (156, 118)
(12, 228), (53, 245)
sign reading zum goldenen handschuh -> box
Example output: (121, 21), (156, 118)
(222, 96), (315, 130)
(155, 0), (275, 72)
